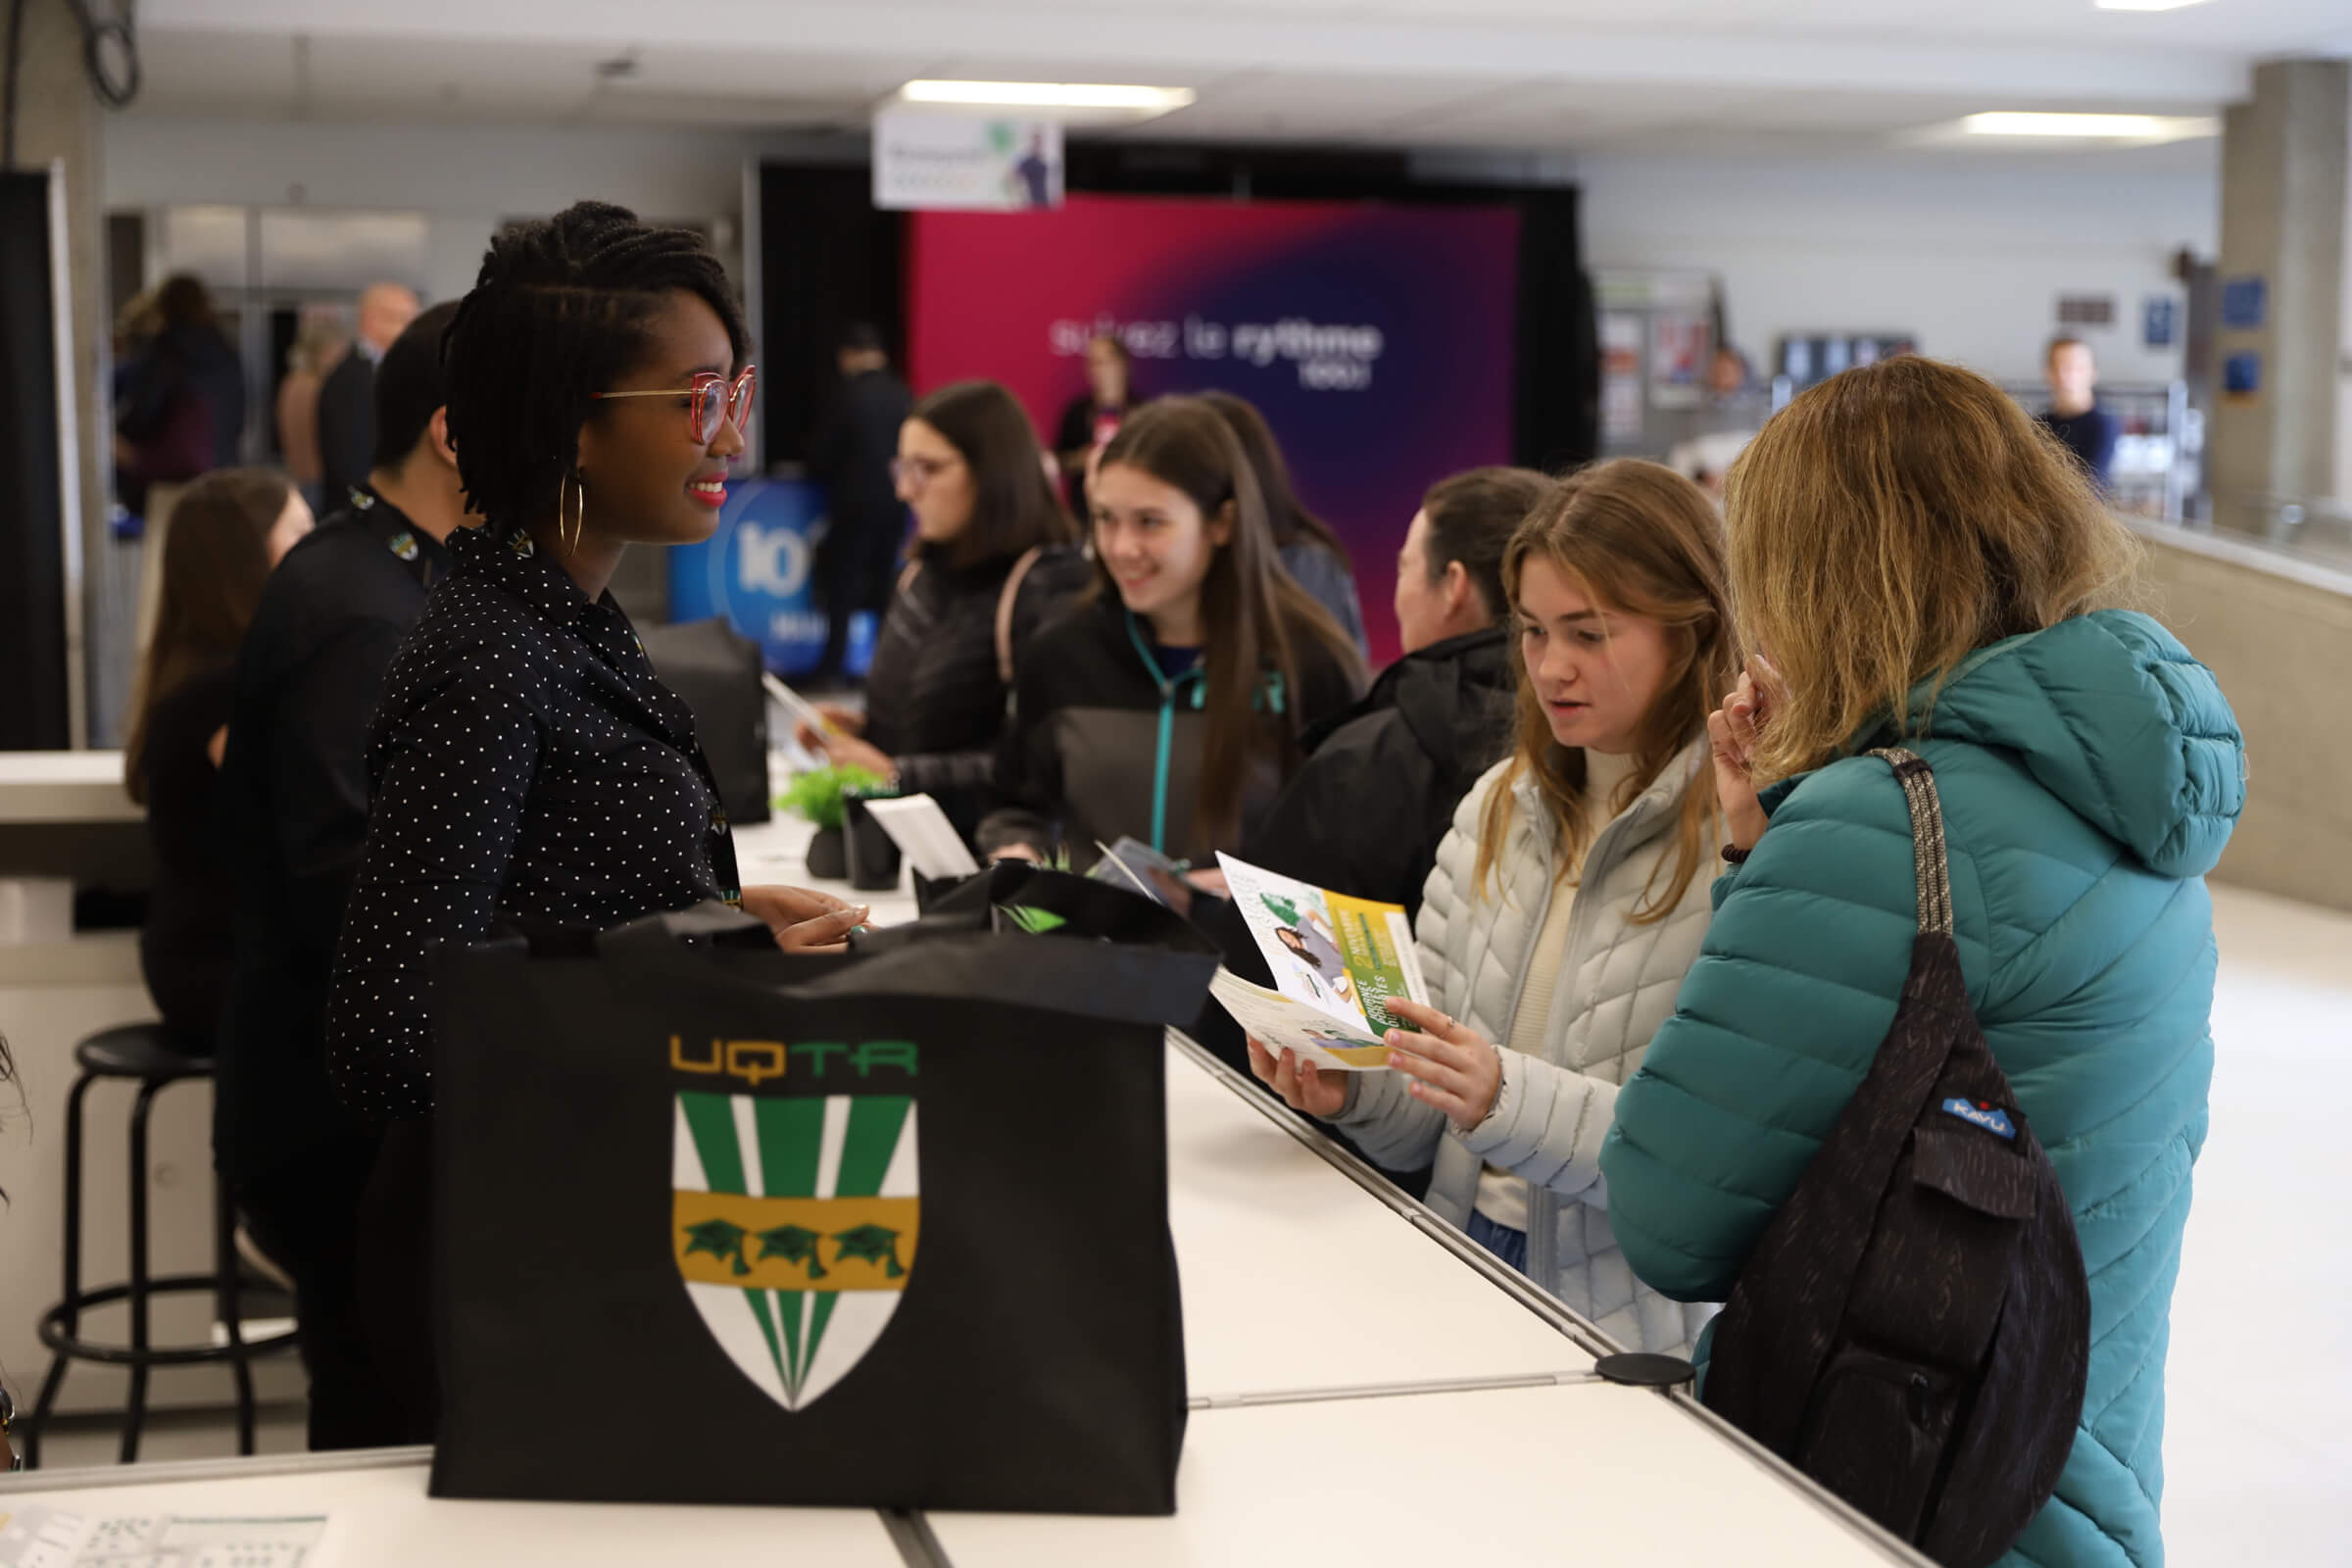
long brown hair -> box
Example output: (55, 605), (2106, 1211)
(1474, 460), (1735, 924)
(1197, 390), (1347, 556)
(1723, 356), (2143, 780)
(907, 380), (1076, 568)
(123, 467), (288, 803)
(1095, 397), (1366, 847)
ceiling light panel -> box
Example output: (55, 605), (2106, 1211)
(1960, 111), (2218, 139)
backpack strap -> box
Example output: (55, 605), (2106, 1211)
(1867, 748), (1953, 938)
(995, 546), (1044, 687)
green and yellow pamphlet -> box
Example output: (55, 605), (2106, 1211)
(1210, 853), (1432, 1072)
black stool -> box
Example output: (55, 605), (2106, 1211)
(24, 1023), (297, 1466)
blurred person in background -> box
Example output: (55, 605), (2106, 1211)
(1054, 329), (1133, 521)
(215, 301), (469, 1448)
(115, 273), (248, 514)
(122, 467), (313, 1052)
(1250, 461), (1732, 1356)
(806, 322), (913, 684)
(980, 395), (1364, 874)
(317, 281), (422, 508)
(1233, 465), (1545, 919)
(800, 379), (1089, 845)
(1602, 358), (2242, 1565)
(276, 309), (353, 514)
(1201, 390), (1369, 660)
(2038, 334), (2116, 490)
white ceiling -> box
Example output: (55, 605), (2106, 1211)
(128, 0), (2350, 158)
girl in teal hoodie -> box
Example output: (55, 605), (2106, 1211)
(1600, 357), (2244, 1568)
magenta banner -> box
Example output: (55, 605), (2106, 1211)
(906, 194), (1520, 664)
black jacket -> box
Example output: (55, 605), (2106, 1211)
(215, 492), (452, 1182)
(118, 324), (246, 476)
(979, 595), (1364, 869)
(1235, 625), (1516, 920)
(317, 349), (376, 510)
(864, 545), (1091, 842)
(808, 368), (913, 535)
(326, 525), (739, 1124)
(138, 659), (239, 1047)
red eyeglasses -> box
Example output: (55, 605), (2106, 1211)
(593, 366), (756, 445)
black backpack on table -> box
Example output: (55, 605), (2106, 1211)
(1700, 749), (2091, 1568)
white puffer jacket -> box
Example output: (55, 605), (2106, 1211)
(1330, 741), (1720, 1357)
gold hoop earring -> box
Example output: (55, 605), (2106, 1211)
(560, 472), (586, 554)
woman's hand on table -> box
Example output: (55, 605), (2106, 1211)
(805, 729), (895, 780)
(739, 884), (868, 953)
(1382, 998), (1502, 1133)
(1246, 1036), (1349, 1118)
(792, 702), (871, 754)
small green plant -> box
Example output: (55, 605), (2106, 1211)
(774, 764), (889, 832)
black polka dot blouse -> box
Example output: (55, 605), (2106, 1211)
(326, 527), (741, 1122)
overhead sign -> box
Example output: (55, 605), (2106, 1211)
(872, 108), (1063, 211)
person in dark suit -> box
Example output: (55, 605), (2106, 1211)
(215, 300), (466, 1448)
(314, 282), (420, 510)
(807, 323), (912, 682)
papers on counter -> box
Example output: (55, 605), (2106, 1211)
(761, 673), (836, 740)
(0, 1507), (332, 1567)
(859, 794), (982, 880)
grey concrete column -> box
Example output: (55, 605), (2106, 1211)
(13, 0), (111, 745)
(2209, 59), (2348, 538)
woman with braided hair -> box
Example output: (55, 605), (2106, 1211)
(325, 202), (859, 1442)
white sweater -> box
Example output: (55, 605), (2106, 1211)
(1330, 742), (1721, 1357)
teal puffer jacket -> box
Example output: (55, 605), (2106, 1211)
(1600, 611), (2244, 1568)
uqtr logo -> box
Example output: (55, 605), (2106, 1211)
(670, 1035), (917, 1088)
(670, 1035), (919, 1410)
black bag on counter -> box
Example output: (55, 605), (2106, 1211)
(426, 875), (1217, 1514)
(639, 616), (769, 825)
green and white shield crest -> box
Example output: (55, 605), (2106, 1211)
(671, 1088), (918, 1411)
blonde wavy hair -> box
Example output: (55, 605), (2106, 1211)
(1723, 356), (2144, 780)
(1474, 460), (1735, 924)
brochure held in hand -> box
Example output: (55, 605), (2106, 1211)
(1207, 853), (1431, 1071)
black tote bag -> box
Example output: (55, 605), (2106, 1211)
(426, 875), (1217, 1514)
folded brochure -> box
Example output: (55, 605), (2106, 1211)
(1209, 853), (1431, 1071)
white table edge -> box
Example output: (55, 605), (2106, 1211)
(1161, 1031), (1934, 1568)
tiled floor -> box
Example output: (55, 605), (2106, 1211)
(14, 882), (2347, 1565)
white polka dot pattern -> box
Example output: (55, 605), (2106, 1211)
(325, 526), (739, 1121)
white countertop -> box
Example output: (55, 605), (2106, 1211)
(0, 1448), (904, 1567)
(0, 752), (140, 825)
(929, 1382), (1914, 1567)
(1162, 1046), (1592, 1400)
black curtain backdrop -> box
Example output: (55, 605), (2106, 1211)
(0, 171), (71, 748)
(758, 144), (1596, 475)
(759, 165), (906, 467)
